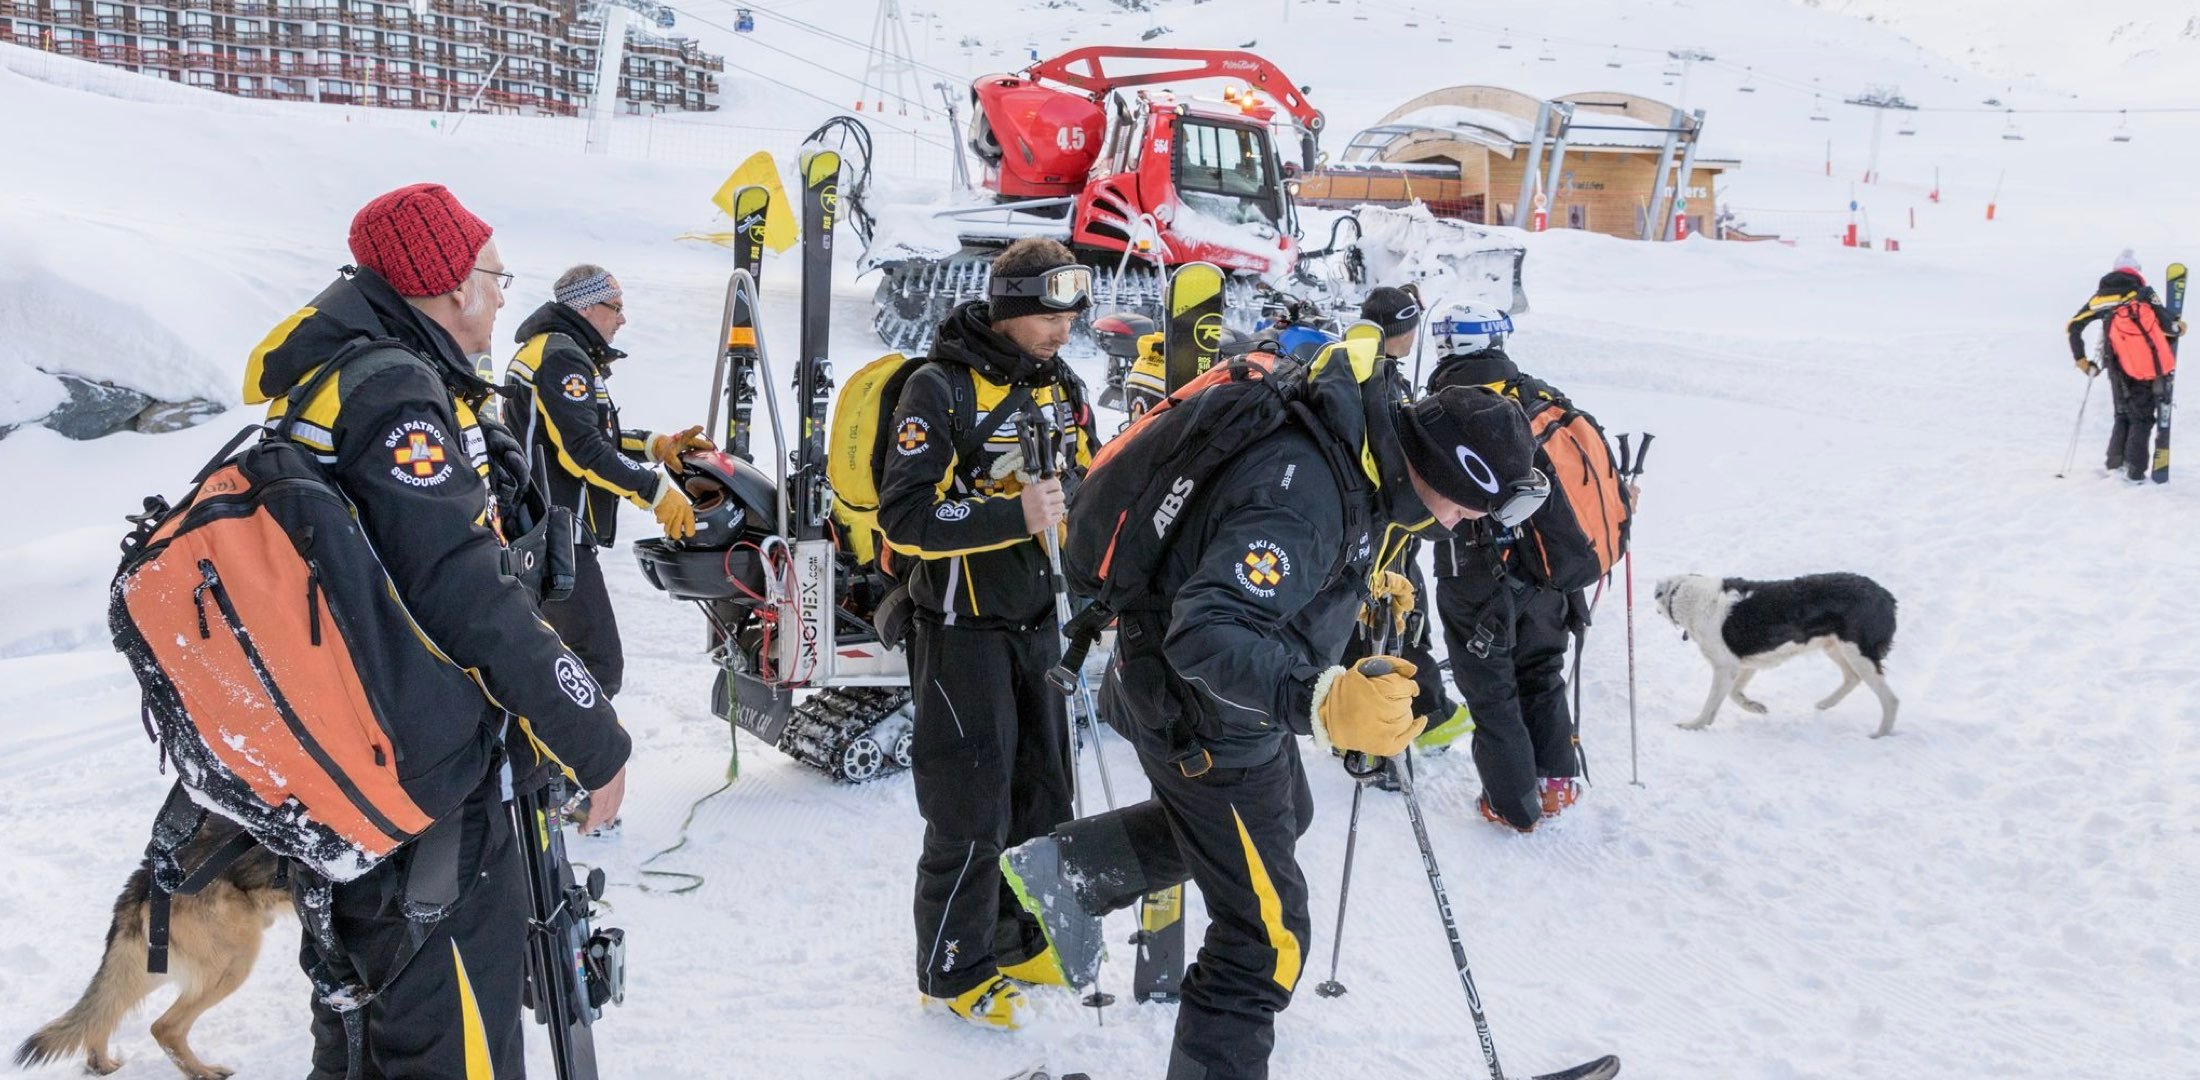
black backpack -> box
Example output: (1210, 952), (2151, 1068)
(1056, 347), (1372, 673)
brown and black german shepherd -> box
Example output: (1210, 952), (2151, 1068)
(14, 831), (287, 1080)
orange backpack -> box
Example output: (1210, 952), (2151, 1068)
(2108, 300), (2177, 380)
(1506, 377), (1631, 592)
(113, 347), (495, 886)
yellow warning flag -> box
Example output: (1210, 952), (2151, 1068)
(711, 151), (797, 254)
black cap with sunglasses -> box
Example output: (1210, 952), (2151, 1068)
(1359, 285), (1423, 339)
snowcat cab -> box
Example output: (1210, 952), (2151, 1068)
(850, 47), (1350, 358)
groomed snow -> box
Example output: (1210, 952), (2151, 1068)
(1, 0), (2195, 1077)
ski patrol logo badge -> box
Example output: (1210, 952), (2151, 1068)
(935, 500), (972, 521)
(555, 655), (597, 708)
(896, 417), (931, 455)
(561, 374), (590, 401)
(385, 421), (454, 488)
(1235, 540), (1292, 598)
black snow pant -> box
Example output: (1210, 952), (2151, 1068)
(908, 616), (1076, 998)
(540, 543), (623, 698)
(304, 772), (527, 1080)
(2106, 368), (2161, 479)
(1437, 568), (1579, 830)
(1052, 745), (1317, 1080)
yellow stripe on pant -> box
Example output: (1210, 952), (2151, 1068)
(1231, 806), (1302, 992)
(452, 941), (495, 1080)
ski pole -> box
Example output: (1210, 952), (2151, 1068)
(2056, 370), (2099, 478)
(1619, 434), (1653, 788)
(1023, 410), (1118, 814)
(1389, 748), (1509, 1080)
(1315, 594), (1397, 999)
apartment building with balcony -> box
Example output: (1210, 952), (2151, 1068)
(0, 0), (722, 115)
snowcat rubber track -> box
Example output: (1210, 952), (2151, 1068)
(775, 686), (915, 783)
(872, 256), (1266, 357)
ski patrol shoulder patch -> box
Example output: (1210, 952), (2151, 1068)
(561, 374), (591, 401)
(1235, 540), (1292, 598)
(895, 416), (931, 455)
(385, 420), (454, 488)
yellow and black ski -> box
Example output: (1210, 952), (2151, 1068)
(732, 183), (770, 286)
(720, 185), (771, 462)
(2156, 261), (2184, 483)
(792, 148), (840, 540)
(1132, 882), (1184, 1003)
(1162, 261), (1227, 391)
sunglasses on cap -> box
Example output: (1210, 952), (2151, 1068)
(989, 264), (1094, 310)
(1488, 467), (1553, 529)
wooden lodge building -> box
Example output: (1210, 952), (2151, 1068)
(1298, 85), (1739, 241)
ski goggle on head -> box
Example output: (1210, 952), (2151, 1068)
(990, 264), (1094, 310)
(1487, 467), (1554, 528)
(1432, 312), (1513, 341)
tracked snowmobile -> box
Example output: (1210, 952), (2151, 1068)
(634, 151), (917, 783)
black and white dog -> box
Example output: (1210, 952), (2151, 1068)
(1653, 573), (1900, 738)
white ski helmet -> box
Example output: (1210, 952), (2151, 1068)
(1427, 303), (1513, 356)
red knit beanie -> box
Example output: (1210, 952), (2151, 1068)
(347, 183), (494, 298)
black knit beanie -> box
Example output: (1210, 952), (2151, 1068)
(1396, 386), (1537, 512)
(1359, 285), (1422, 339)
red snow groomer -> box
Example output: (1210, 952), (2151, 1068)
(831, 46), (1365, 354)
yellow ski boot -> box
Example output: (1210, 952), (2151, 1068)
(999, 944), (1072, 988)
(930, 974), (1028, 1032)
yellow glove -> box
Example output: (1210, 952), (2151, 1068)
(2074, 357), (2099, 376)
(652, 482), (696, 540)
(1358, 570), (1415, 636)
(648, 425), (715, 466)
(1310, 656), (1427, 758)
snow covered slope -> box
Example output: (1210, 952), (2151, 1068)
(2, 0), (2197, 1077)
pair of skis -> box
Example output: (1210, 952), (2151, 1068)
(2153, 261), (2185, 483)
(711, 148), (841, 494)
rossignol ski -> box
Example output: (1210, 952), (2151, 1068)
(709, 185), (770, 462)
(2156, 261), (2185, 483)
(1161, 261), (1226, 390)
(792, 147), (841, 540)
(733, 183), (769, 285)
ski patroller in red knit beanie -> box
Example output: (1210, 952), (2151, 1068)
(347, 183), (494, 298)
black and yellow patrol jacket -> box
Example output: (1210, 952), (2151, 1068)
(2067, 269), (2169, 368)
(505, 302), (661, 546)
(244, 268), (631, 791)
(876, 302), (1095, 629)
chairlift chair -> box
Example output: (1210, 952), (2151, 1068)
(1738, 66), (1756, 92)
(1809, 96), (1830, 122)
(2111, 112), (2132, 143)
(1606, 47), (1622, 70)
(1497, 27), (1513, 49)
(1896, 117), (1916, 135)
(733, 7), (753, 32)
(2001, 113), (2024, 141)
(1538, 39), (1556, 62)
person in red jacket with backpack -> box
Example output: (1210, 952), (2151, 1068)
(2067, 250), (2183, 483)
